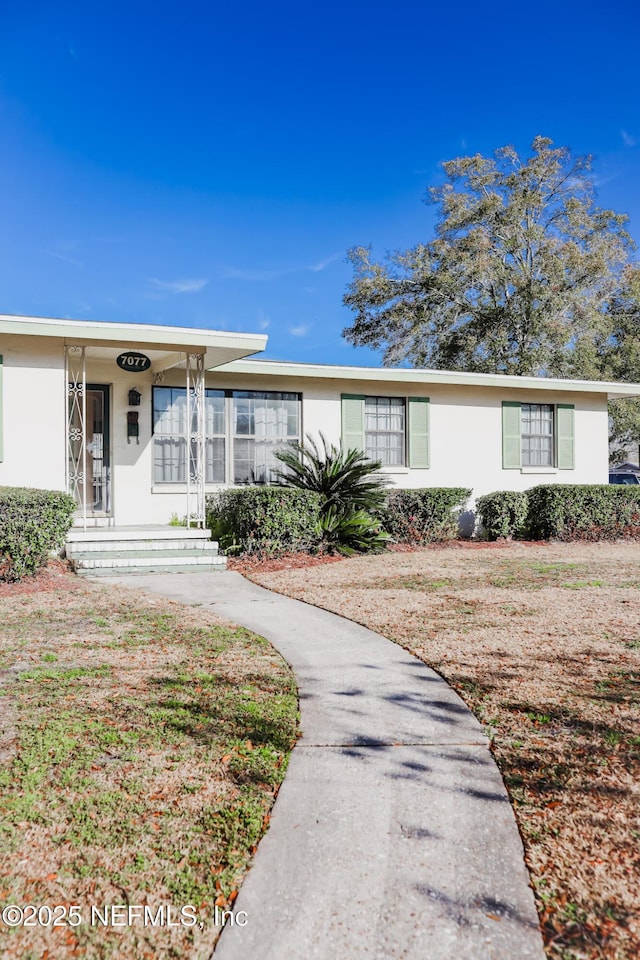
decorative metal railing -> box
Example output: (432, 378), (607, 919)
(185, 352), (206, 528)
(65, 345), (87, 530)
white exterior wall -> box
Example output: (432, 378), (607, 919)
(0, 338), (612, 528)
(211, 370), (609, 500)
(0, 336), (66, 492)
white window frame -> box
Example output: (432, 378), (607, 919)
(521, 403), (554, 468)
(153, 387), (226, 484)
(364, 396), (406, 467)
(231, 390), (301, 485)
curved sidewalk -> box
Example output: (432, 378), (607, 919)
(106, 571), (545, 960)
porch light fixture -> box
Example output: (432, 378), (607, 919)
(128, 387), (142, 406)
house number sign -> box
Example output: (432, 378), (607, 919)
(116, 352), (151, 372)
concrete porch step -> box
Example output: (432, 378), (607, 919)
(71, 547), (222, 564)
(66, 537), (219, 554)
(66, 526), (226, 574)
(71, 550), (226, 574)
(67, 526), (213, 542)
(79, 563), (226, 576)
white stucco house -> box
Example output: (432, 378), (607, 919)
(2, 314), (640, 545)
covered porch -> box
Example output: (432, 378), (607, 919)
(0, 315), (267, 530)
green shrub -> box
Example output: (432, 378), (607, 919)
(475, 490), (529, 541)
(526, 484), (640, 541)
(0, 486), (76, 581)
(382, 488), (471, 543)
(316, 506), (391, 556)
(205, 487), (323, 556)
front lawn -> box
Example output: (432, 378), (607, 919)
(248, 541), (640, 960)
(0, 567), (297, 959)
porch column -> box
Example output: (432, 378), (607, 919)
(65, 345), (87, 531)
(185, 352), (206, 528)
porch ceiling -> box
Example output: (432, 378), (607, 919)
(80, 343), (261, 372)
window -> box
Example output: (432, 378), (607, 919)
(203, 392), (226, 483)
(502, 401), (574, 470)
(341, 394), (429, 468)
(152, 387), (301, 485)
(232, 391), (300, 484)
(153, 387), (186, 482)
(521, 403), (553, 467)
(365, 396), (405, 466)
(153, 387), (225, 483)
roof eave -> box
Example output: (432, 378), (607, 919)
(216, 358), (640, 396)
(0, 315), (268, 364)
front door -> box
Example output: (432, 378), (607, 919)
(68, 384), (111, 516)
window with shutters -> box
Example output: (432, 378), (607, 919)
(365, 396), (405, 466)
(342, 394), (429, 468)
(502, 401), (574, 470)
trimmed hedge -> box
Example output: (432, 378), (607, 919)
(0, 486), (76, 581)
(527, 484), (640, 541)
(475, 490), (529, 541)
(382, 488), (471, 544)
(205, 487), (323, 556)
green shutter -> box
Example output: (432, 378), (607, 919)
(0, 355), (3, 463)
(408, 397), (430, 468)
(502, 401), (521, 469)
(556, 404), (575, 470)
(341, 394), (365, 452)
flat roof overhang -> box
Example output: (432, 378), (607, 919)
(0, 314), (268, 371)
(216, 358), (640, 400)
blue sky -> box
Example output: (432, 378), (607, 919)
(1, 0), (639, 364)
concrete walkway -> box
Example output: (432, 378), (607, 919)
(105, 571), (545, 960)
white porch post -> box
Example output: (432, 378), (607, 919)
(65, 345), (87, 531)
(185, 352), (206, 528)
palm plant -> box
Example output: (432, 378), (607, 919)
(274, 433), (390, 554)
(274, 432), (388, 515)
(316, 505), (390, 556)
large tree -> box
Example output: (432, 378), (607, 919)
(600, 265), (640, 460)
(343, 136), (635, 378)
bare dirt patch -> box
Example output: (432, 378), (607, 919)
(0, 569), (298, 959)
(0, 559), (82, 598)
(227, 552), (344, 574)
(249, 541), (640, 960)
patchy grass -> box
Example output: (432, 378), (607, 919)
(0, 567), (298, 959)
(250, 541), (640, 960)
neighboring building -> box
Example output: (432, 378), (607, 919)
(610, 459), (640, 474)
(2, 314), (640, 530)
